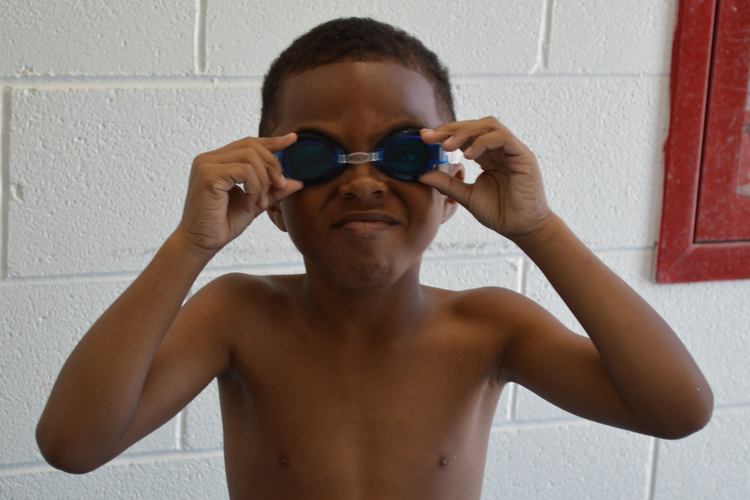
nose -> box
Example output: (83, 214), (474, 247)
(336, 162), (388, 200)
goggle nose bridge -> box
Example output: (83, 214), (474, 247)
(336, 150), (384, 165)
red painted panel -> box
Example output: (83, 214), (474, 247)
(694, 0), (750, 242)
(657, 0), (715, 283)
(741, 109), (750, 196)
(657, 0), (750, 283)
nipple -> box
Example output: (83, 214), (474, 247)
(279, 453), (290, 468)
(438, 456), (448, 468)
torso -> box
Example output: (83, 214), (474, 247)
(211, 273), (512, 500)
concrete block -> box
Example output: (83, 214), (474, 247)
(514, 386), (581, 422)
(7, 86), (301, 279)
(429, 207), (518, 257)
(482, 422), (650, 499)
(0, 454), (228, 500)
(420, 256), (520, 292)
(0, 0), (194, 77)
(548, 0), (677, 74)
(453, 75), (670, 251)
(654, 408), (750, 499)
(205, 0), (543, 77)
(0, 281), (177, 466)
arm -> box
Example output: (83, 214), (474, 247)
(420, 118), (712, 438)
(36, 134), (302, 473)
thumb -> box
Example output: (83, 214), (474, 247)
(419, 170), (473, 208)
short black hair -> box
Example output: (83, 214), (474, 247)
(259, 17), (455, 136)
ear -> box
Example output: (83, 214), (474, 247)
(440, 162), (465, 223)
(266, 202), (288, 232)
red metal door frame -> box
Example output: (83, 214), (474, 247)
(656, 0), (750, 283)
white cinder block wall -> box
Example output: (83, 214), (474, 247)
(1, 1), (748, 498)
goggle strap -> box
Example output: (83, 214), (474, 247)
(435, 145), (449, 164)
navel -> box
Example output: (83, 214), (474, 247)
(278, 452), (290, 468)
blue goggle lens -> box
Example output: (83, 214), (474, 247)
(275, 128), (446, 186)
(284, 142), (334, 182)
(382, 138), (432, 177)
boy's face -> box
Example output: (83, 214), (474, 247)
(267, 60), (460, 290)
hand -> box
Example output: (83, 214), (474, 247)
(178, 134), (303, 255)
(419, 117), (552, 242)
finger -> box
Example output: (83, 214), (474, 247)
(422, 122), (496, 153)
(244, 179), (304, 220)
(257, 132), (298, 153)
(200, 162), (267, 211)
(267, 179), (304, 207)
(243, 149), (272, 203)
(222, 184), (256, 217)
(464, 128), (530, 161)
(202, 149), (287, 194)
(420, 125), (462, 145)
(207, 132), (297, 156)
(418, 170), (473, 208)
(206, 137), (294, 190)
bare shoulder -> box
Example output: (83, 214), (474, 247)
(424, 284), (576, 380)
(422, 285), (549, 363)
(170, 272), (303, 352)
(189, 272), (301, 312)
(426, 284), (544, 328)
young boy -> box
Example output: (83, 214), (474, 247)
(36, 17), (712, 500)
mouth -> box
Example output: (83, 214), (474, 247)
(331, 211), (400, 230)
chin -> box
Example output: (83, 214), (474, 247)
(340, 261), (398, 289)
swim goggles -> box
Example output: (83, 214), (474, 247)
(273, 128), (448, 186)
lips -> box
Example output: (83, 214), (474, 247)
(331, 211), (399, 229)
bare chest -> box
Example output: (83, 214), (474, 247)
(218, 316), (505, 499)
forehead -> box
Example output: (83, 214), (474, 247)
(270, 61), (445, 142)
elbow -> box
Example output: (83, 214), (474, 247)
(657, 386), (714, 440)
(36, 419), (103, 474)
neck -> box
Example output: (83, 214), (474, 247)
(299, 262), (428, 345)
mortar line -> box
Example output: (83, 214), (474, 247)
(644, 437), (659, 500)
(491, 416), (587, 432)
(451, 72), (669, 83)
(0, 86), (11, 281)
(517, 256), (529, 295)
(180, 408), (190, 450)
(542, 0), (554, 70)
(532, 0), (555, 73)
(175, 408), (187, 450)
(0, 72), (669, 91)
(712, 401), (750, 413)
(1, 75), (264, 91)
(174, 409), (184, 450)
(194, 0), (207, 74)
(505, 383), (519, 421)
